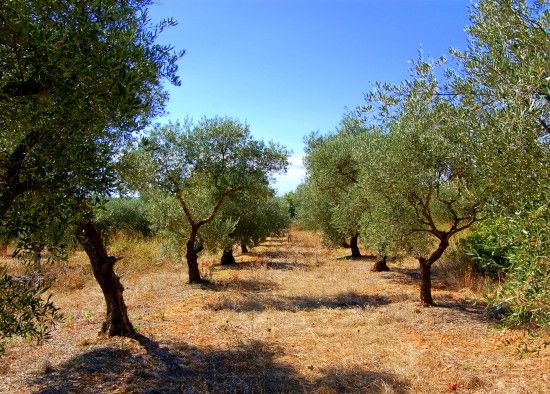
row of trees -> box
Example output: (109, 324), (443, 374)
(0, 0), (289, 351)
(297, 0), (548, 321)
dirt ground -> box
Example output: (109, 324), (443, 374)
(1, 230), (549, 393)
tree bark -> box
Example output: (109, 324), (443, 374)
(350, 233), (361, 258)
(185, 227), (203, 283)
(372, 254), (390, 272)
(419, 262), (434, 306)
(220, 247), (236, 265)
(76, 221), (135, 337)
(417, 237), (449, 307)
(240, 243), (249, 254)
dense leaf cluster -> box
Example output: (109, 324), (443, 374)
(0, 268), (60, 353)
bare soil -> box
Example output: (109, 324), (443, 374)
(1, 230), (549, 393)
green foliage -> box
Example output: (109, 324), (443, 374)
(123, 117), (288, 258)
(0, 0), (182, 247)
(0, 0), (182, 215)
(220, 191), (291, 250)
(450, 0), (549, 213)
(447, 0), (549, 325)
(358, 59), (485, 261)
(94, 197), (152, 242)
(283, 192), (298, 219)
(0, 0), (181, 338)
(298, 116), (367, 247)
(458, 219), (514, 278)
(459, 205), (549, 327)
(0, 268), (61, 354)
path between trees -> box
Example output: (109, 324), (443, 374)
(1, 230), (549, 393)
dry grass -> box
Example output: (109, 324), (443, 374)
(1, 230), (549, 393)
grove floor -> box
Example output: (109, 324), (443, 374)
(1, 230), (549, 393)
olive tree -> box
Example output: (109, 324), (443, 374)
(218, 191), (291, 265)
(359, 60), (485, 306)
(450, 0), (549, 211)
(299, 116), (367, 258)
(448, 0), (549, 324)
(1, 0), (181, 337)
(124, 118), (288, 283)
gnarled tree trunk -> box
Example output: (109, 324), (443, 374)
(220, 246), (236, 265)
(76, 221), (135, 337)
(185, 226), (203, 283)
(419, 262), (434, 306)
(240, 242), (248, 254)
(350, 233), (361, 258)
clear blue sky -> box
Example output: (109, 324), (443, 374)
(148, 0), (470, 193)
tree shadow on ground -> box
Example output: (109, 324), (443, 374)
(31, 335), (410, 393)
(389, 268), (493, 322)
(206, 291), (391, 313)
(390, 267), (420, 286)
(314, 367), (410, 394)
(31, 338), (303, 393)
(336, 254), (377, 261)
(202, 277), (281, 293)
(435, 297), (494, 322)
(215, 259), (313, 272)
(246, 250), (287, 259)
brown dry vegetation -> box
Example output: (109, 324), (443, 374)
(1, 229), (549, 393)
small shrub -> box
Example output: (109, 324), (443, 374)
(0, 268), (61, 354)
(459, 206), (550, 328)
(457, 219), (513, 279)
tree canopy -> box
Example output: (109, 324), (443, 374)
(1, 0), (182, 342)
(124, 117), (288, 283)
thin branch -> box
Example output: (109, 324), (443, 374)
(175, 191), (195, 226)
(196, 188), (240, 228)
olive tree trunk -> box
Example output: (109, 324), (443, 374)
(185, 226), (203, 283)
(76, 221), (135, 337)
(350, 233), (361, 258)
(419, 262), (434, 306)
(220, 246), (236, 265)
(372, 254), (390, 272)
(417, 237), (449, 307)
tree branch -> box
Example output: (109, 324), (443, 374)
(174, 191), (195, 226)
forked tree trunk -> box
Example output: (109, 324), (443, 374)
(420, 262), (434, 306)
(186, 227), (203, 283)
(372, 254), (390, 272)
(76, 221), (135, 337)
(240, 243), (248, 254)
(350, 233), (361, 258)
(220, 247), (236, 265)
